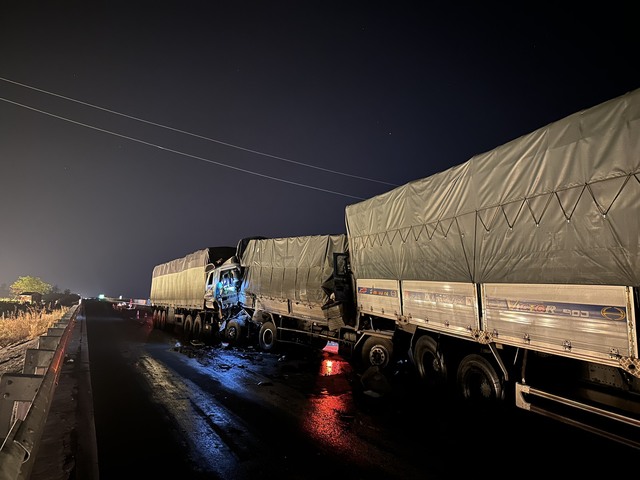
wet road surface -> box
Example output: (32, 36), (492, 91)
(83, 300), (639, 479)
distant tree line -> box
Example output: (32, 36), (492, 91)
(0, 276), (79, 308)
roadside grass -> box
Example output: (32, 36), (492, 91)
(0, 305), (67, 347)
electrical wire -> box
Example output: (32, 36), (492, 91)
(0, 76), (398, 187)
(0, 97), (368, 200)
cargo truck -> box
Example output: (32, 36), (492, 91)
(150, 246), (242, 340)
(223, 88), (640, 447)
(226, 234), (382, 362)
(150, 88), (640, 446)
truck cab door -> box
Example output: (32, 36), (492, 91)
(204, 270), (218, 309)
(332, 252), (352, 303)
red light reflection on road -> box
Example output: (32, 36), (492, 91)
(301, 343), (355, 449)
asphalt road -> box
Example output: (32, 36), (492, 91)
(83, 300), (430, 479)
(35, 299), (640, 479)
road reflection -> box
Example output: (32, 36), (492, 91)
(301, 343), (357, 449)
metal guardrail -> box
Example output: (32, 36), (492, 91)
(0, 305), (79, 480)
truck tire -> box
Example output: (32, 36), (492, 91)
(184, 315), (193, 339)
(413, 335), (448, 389)
(258, 321), (277, 351)
(193, 314), (203, 339)
(456, 354), (504, 404)
(225, 318), (243, 344)
(360, 336), (393, 370)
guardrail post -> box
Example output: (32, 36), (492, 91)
(35, 336), (60, 351)
(45, 328), (66, 338)
(0, 375), (44, 439)
(22, 350), (55, 376)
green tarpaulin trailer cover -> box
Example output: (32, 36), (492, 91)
(345, 88), (640, 286)
(150, 247), (236, 308)
(239, 235), (348, 307)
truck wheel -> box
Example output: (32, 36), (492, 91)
(457, 354), (504, 404)
(184, 315), (193, 339)
(225, 318), (243, 344)
(361, 336), (393, 370)
(193, 315), (203, 339)
(413, 335), (448, 389)
(258, 321), (277, 351)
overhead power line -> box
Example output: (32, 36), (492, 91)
(0, 96), (367, 200)
(0, 76), (398, 187)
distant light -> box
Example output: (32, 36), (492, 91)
(98, 294), (105, 299)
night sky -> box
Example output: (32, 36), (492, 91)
(0, 2), (636, 299)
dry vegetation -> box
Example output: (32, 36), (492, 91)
(0, 306), (67, 347)
(0, 305), (68, 375)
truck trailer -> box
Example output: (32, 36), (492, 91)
(341, 87), (640, 446)
(229, 234), (399, 370)
(149, 87), (640, 446)
(150, 246), (242, 340)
